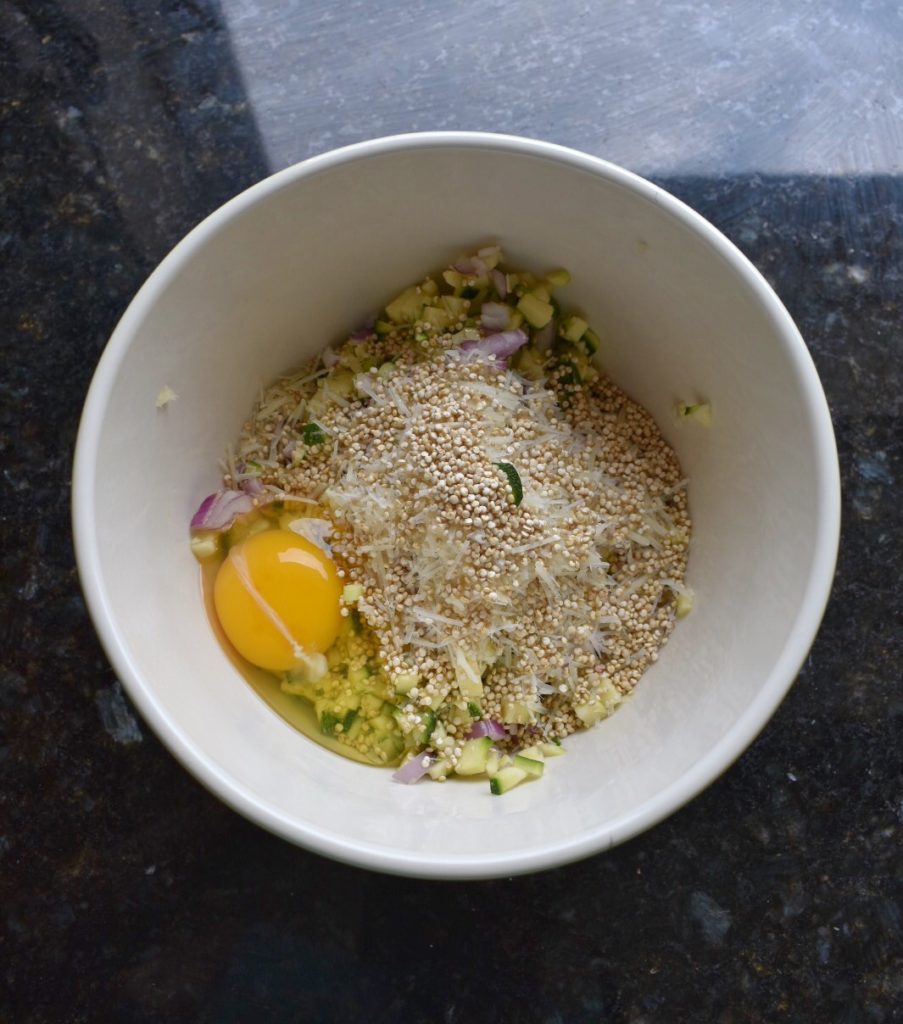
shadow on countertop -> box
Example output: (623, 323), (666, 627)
(1, 3), (902, 1023)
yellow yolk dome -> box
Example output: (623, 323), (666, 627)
(213, 529), (342, 672)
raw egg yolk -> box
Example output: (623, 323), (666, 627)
(213, 529), (342, 672)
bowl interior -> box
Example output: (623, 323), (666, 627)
(74, 136), (838, 877)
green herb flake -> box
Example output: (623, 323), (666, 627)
(320, 712), (341, 735)
(302, 422), (327, 445)
(467, 701), (482, 718)
(494, 462), (523, 506)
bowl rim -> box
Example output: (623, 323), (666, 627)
(72, 130), (841, 879)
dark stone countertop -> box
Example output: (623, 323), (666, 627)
(1, 2), (901, 1021)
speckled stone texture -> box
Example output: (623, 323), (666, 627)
(2, 2), (901, 1022)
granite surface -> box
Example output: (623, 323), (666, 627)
(1, 1), (902, 1021)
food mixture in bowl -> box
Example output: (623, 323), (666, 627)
(190, 246), (691, 794)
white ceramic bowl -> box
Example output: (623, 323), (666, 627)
(73, 132), (840, 878)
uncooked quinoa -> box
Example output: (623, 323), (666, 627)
(191, 246), (692, 794)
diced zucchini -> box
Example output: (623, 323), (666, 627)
(675, 590), (695, 618)
(501, 698), (536, 725)
(342, 583), (364, 605)
(344, 714), (364, 741)
(582, 328), (600, 355)
(540, 741), (566, 758)
(280, 675), (318, 700)
(420, 277), (439, 298)
(442, 269), (467, 292)
(320, 707), (358, 736)
(421, 305), (452, 330)
(517, 292), (554, 329)
(374, 319), (393, 336)
(385, 286), (425, 324)
(511, 343), (546, 380)
(513, 754), (544, 777)
(326, 368), (355, 398)
(427, 756), (451, 780)
(489, 765), (528, 795)
(455, 736), (492, 775)
(561, 315), (588, 343)
(516, 271), (538, 292)
(545, 268), (571, 288)
(349, 666), (373, 688)
(476, 244), (502, 269)
(190, 532), (220, 561)
(529, 284), (551, 303)
(414, 709), (437, 746)
(574, 701), (609, 727)
(394, 672), (419, 695)
(485, 748), (502, 777)
(676, 401), (713, 428)
(430, 722), (448, 752)
(439, 295), (470, 320)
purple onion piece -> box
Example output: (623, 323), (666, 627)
(321, 346), (339, 368)
(453, 256), (488, 277)
(480, 302), (510, 332)
(240, 476), (264, 496)
(466, 719), (507, 741)
(190, 489), (255, 531)
(460, 328), (528, 366)
(349, 315), (376, 343)
(491, 268), (507, 298)
(392, 753), (434, 784)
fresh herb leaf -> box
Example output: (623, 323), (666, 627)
(467, 701), (482, 718)
(494, 462), (523, 506)
(320, 711), (341, 735)
(302, 422), (326, 445)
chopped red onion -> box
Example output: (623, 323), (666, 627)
(321, 347), (339, 368)
(392, 753), (434, 784)
(349, 315), (376, 343)
(466, 719), (507, 741)
(461, 328), (528, 366)
(480, 302), (510, 332)
(240, 476), (264, 496)
(491, 268), (507, 298)
(453, 255), (488, 277)
(190, 489), (254, 531)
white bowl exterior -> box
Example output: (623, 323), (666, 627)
(73, 134), (840, 877)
